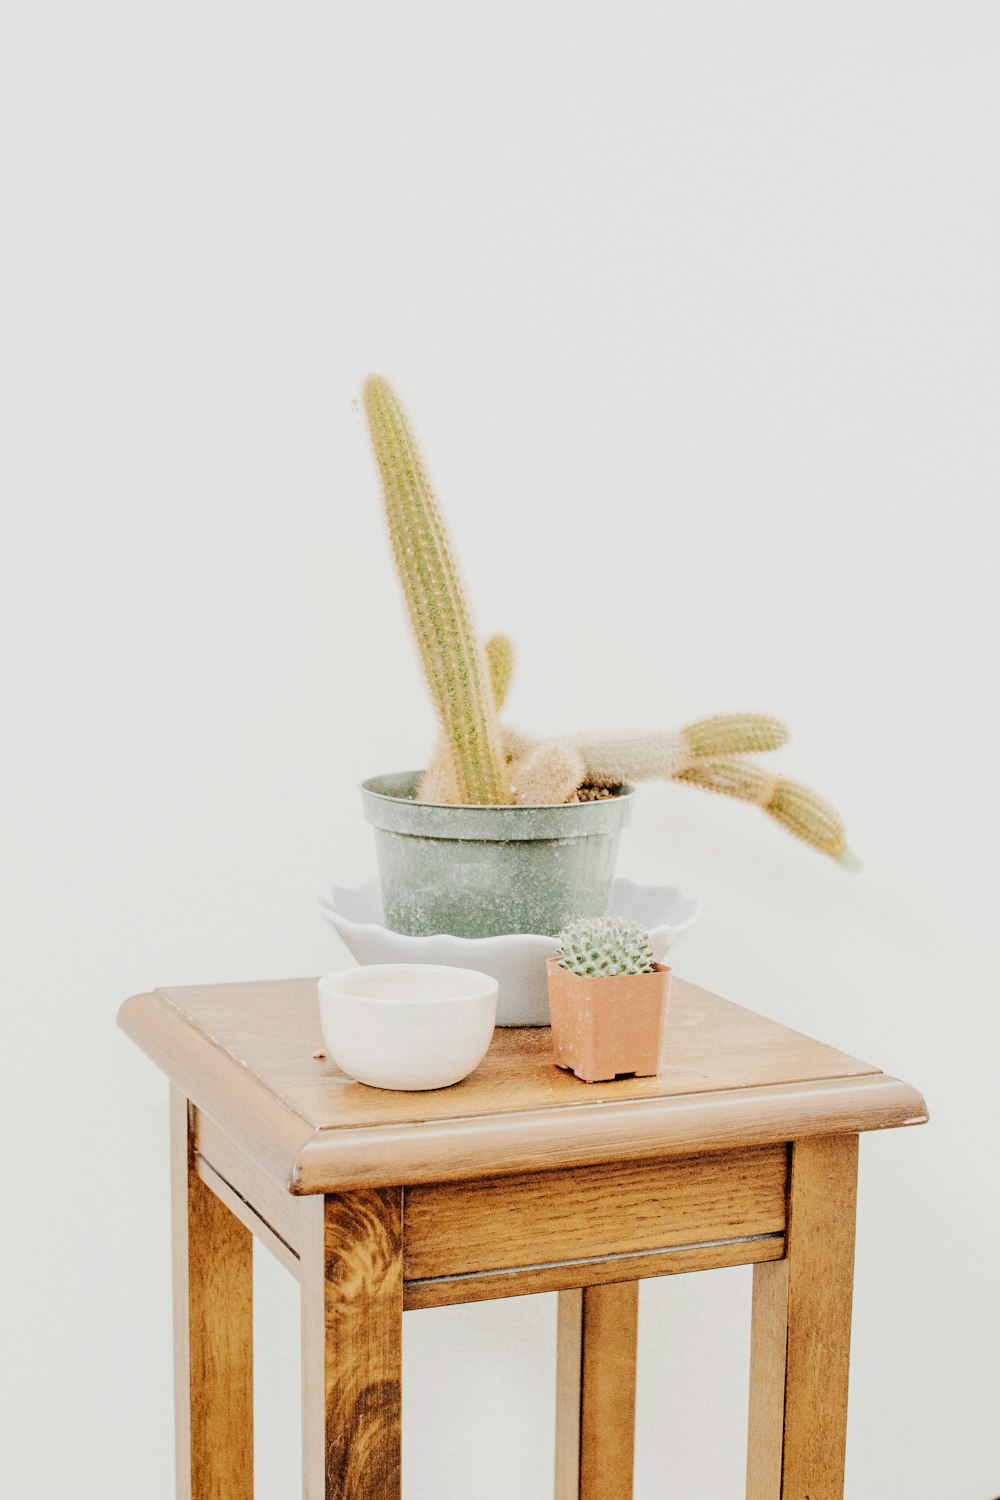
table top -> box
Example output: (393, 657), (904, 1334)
(118, 976), (926, 1191)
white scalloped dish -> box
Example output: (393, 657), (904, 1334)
(316, 877), (702, 1026)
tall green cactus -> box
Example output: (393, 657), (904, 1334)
(418, 634), (515, 802)
(363, 376), (510, 805)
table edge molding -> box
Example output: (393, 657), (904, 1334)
(118, 991), (927, 1194)
(118, 990), (316, 1189)
(291, 1073), (927, 1191)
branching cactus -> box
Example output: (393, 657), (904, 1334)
(362, 374), (853, 863)
(363, 377), (510, 805)
(557, 916), (656, 977)
(674, 757), (851, 862)
(682, 713), (788, 760)
(570, 714), (789, 786)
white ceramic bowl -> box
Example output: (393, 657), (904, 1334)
(317, 877), (702, 1026)
(317, 963), (498, 1091)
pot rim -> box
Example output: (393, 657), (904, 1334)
(360, 770), (635, 813)
(361, 770), (637, 843)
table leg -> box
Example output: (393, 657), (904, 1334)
(170, 1088), (253, 1500)
(746, 1134), (859, 1500)
(555, 1282), (639, 1500)
(301, 1189), (403, 1500)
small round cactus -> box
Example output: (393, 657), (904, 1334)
(556, 916), (656, 978)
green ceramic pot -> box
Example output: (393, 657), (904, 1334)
(361, 771), (635, 939)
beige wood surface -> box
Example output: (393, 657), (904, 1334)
(301, 1189), (403, 1500)
(171, 1088), (253, 1500)
(746, 1134), (859, 1500)
(555, 1283), (638, 1500)
(119, 979), (927, 1192)
(404, 1145), (786, 1279)
(127, 977), (882, 1120)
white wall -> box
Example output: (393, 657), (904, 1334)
(3, 4), (998, 1496)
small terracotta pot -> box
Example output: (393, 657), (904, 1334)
(546, 956), (672, 1083)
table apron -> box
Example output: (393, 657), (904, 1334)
(195, 1108), (306, 1275)
(193, 1114), (790, 1307)
(403, 1230), (785, 1307)
(402, 1144), (788, 1306)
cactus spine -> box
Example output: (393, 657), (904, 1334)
(557, 916), (656, 977)
(682, 713), (788, 760)
(363, 377), (510, 806)
(569, 730), (688, 785)
(513, 741), (586, 806)
(570, 714), (790, 787)
(485, 634), (514, 713)
(674, 757), (848, 861)
(418, 634), (516, 802)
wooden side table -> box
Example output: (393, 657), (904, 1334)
(119, 976), (926, 1500)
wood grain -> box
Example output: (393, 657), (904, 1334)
(301, 1189), (403, 1500)
(746, 1134), (859, 1500)
(555, 1284), (638, 1500)
(197, 1157), (300, 1279)
(119, 981), (927, 1193)
(404, 1232), (784, 1308)
(196, 1108), (303, 1264)
(127, 975), (884, 1124)
(746, 1249), (789, 1500)
(119, 985), (921, 1500)
(404, 1146), (787, 1279)
(171, 1088), (253, 1500)
(293, 1075), (922, 1190)
(555, 1290), (584, 1500)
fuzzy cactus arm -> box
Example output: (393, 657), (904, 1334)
(767, 779), (854, 864)
(502, 725), (536, 764)
(485, 634), (514, 713)
(416, 757), (459, 804)
(674, 756), (851, 862)
(682, 713), (788, 759)
(673, 757), (777, 804)
(363, 376), (510, 805)
(512, 740), (585, 806)
(569, 731), (689, 786)
(570, 714), (789, 787)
